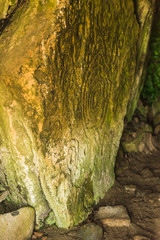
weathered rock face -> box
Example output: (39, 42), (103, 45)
(0, 0), (18, 19)
(0, 0), (155, 228)
(127, 0), (156, 120)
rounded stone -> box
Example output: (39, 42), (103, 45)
(0, 207), (35, 240)
(78, 222), (103, 240)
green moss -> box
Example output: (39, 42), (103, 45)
(67, 177), (94, 226)
(10, 0), (17, 5)
(45, 211), (56, 226)
(141, 4), (160, 105)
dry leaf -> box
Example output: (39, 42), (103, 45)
(32, 232), (45, 239)
(42, 237), (48, 240)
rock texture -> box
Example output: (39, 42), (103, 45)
(127, 0), (156, 120)
(95, 205), (130, 227)
(32, 100), (160, 240)
(134, 236), (150, 240)
(0, 0), (155, 228)
(0, 207), (35, 240)
(77, 223), (103, 240)
(0, 0), (18, 19)
(0, 191), (8, 203)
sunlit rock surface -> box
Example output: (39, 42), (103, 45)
(0, 0), (155, 228)
(0, 0), (18, 19)
(0, 207), (34, 240)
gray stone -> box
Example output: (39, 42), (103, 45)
(0, 207), (35, 240)
(0, 0), (18, 19)
(77, 223), (103, 240)
(95, 205), (130, 227)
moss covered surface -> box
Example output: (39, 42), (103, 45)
(0, 0), (18, 19)
(142, 2), (160, 105)
(126, 0), (156, 120)
(0, 0), (153, 228)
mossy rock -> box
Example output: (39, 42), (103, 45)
(0, 0), (154, 228)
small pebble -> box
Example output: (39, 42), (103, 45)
(134, 117), (139, 123)
(125, 185), (136, 194)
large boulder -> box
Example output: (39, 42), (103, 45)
(0, 0), (155, 228)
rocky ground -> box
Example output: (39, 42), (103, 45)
(0, 99), (160, 240)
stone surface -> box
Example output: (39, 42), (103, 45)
(154, 125), (160, 135)
(125, 185), (136, 194)
(0, 0), (18, 19)
(122, 125), (153, 153)
(77, 223), (103, 240)
(135, 0), (152, 27)
(141, 133), (157, 154)
(95, 205), (130, 227)
(141, 2), (160, 105)
(34, 227), (81, 240)
(126, 0), (155, 120)
(153, 113), (160, 127)
(0, 0), (155, 228)
(134, 236), (150, 240)
(0, 190), (8, 203)
(29, 101), (160, 239)
(0, 207), (35, 240)
(101, 218), (130, 227)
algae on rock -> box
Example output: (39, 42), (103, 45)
(0, 0), (18, 19)
(127, 0), (156, 120)
(142, 1), (160, 105)
(0, 0), (154, 228)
